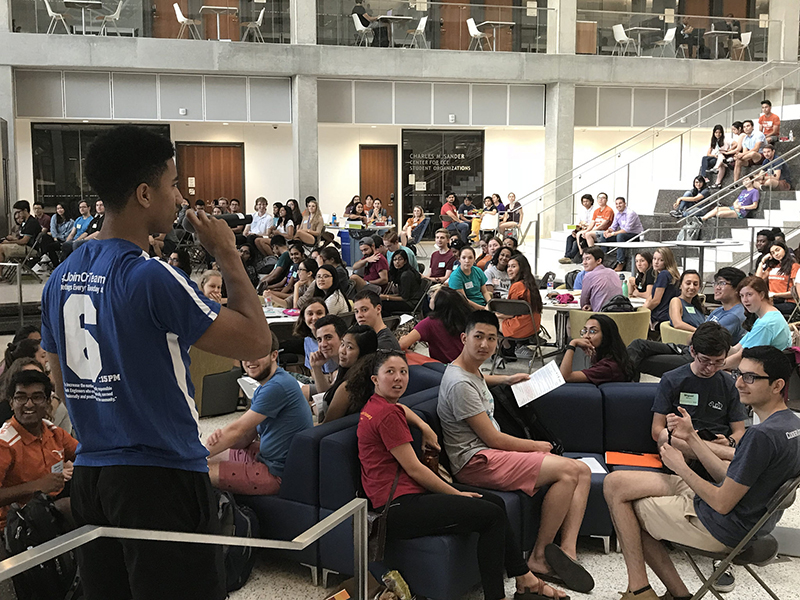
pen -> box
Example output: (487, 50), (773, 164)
(617, 451), (644, 455)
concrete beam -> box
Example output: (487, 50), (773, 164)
(767, 0), (799, 63)
(0, 32), (793, 90)
(546, 0), (576, 55)
(290, 0), (316, 45)
(292, 75), (318, 201)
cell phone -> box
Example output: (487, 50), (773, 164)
(697, 428), (718, 441)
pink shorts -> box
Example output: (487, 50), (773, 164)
(456, 448), (546, 496)
(217, 441), (282, 496)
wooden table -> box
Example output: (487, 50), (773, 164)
(477, 20), (515, 51)
(64, 0), (103, 35)
(199, 5), (238, 40)
(626, 26), (661, 56)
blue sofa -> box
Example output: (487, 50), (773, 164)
(240, 364), (661, 599)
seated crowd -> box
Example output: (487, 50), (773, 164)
(4, 166), (800, 599)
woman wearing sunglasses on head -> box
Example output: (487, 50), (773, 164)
(559, 314), (635, 384)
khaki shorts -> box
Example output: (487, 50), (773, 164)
(633, 475), (730, 553)
(3, 244), (30, 259)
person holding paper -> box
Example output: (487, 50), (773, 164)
(603, 346), (800, 600)
(559, 315), (635, 384)
(437, 311), (595, 594)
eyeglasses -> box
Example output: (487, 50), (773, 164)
(317, 273), (332, 279)
(713, 280), (731, 288)
(580, 327), (599, 336)
(730, 369), (771, 384)
(12, 392), (49, 405)
(696, 355), (726, 368)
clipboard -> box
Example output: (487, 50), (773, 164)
(605, 451), (663, 469)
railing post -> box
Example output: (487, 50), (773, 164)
(534, 218), (540, 276)
(16, 263), (21, 328)
(352, 500), (368, 600)
(749, 227), (755, 274)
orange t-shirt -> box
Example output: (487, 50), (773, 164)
(759, 113), (781, 137)
(591, 206), (614, 230)
(767, 263), (799, 302)
(0, 417), (78, 528)
(502, 281), (542, 339)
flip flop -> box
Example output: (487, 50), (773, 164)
(515, 579), (570, 600)
(544, 543), (595, 593)
(529, 570), (566, 587)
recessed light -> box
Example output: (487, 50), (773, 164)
(223, 122), (229, 126)
(371, 125), (376, 128)
(82, 120), (89, 123)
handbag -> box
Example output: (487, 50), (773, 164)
(367, 466), (400, 562)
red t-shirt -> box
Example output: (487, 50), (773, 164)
(759, 113), (781, 137)
(364, 253), (389, 283)
(413, 317), (463, 363)
(429, 249), (456, 278)
(358, 394), (425, 508)
(440, 202), (457, 225)
(581, 357), (628, 384)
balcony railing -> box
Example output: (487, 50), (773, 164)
(10, 0), (290, 42)
(318, 0), (553, 51)
(576, 9), (778, 62)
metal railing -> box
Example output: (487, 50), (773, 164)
(529, 62), (800, 274)
(0, 498), (370, 599)
(0, 262), (25, 328)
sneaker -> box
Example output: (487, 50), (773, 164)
(669, 210), (682, 218)
(515, 346), (534, 359)
(558, 257), (572, 264)
(614, 262), (626, 272)
(712, 561), (735, 593)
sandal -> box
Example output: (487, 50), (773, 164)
(515, 579), (570, 600)
(544, 543), (595, 593)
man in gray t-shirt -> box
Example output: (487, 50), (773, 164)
(436, 311), (595, 594)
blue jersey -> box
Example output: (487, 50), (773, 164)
(40, 238), (220, 472)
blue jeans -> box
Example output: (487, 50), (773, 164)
(679, 193), (710, 217)
(565, 233), (579, 258)
(699, 156), (716, 178)
(604, 232), (639, 265)
(447, 221), (470, 243)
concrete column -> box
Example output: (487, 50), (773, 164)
(292, 75), (319, 201)
(290, 0), (316, 44)
(546, 0), (577, 55)
(541, 82), (574, 241)
(0, 0), (10, 31)
(767, 0), (799, 62)
(0, 66), (17, 230)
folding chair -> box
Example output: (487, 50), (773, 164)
(488, 299), (548, 374)
(383, 315), (401, 332)
(672, 474), (800, 600)
(2, 231), (46, 283)
(410, 278), (433, 321)
(788, 286), (800, 323)
(408, 217), (430, 257)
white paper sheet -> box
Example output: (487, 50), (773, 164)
(237, 376), (259, 400)
(510, 360), (565, 407)
(578, 457), (607, 474)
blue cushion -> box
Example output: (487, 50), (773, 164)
(405, 365), (443, 396)
(534, 384), (604, 453)
(401, 387), (440, 409)
(319, 426), (361, 511)
(237, 495), (319, 565)
(601, 383), (659, 454)
(420, 361), (447, 374)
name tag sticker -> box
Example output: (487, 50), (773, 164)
(686, 306), (696, 314)
(464, 281), (474, 289)
(679, 392), (699, 406)
(51, 460), (64, 474)
(438, 262), (446, 268)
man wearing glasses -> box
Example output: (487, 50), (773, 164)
(627, 267), (746, 376)
(604, 346), (800, 600)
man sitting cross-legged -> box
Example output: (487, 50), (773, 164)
(205, 331), (313, 496)
(603, 346), (800, 600)
(437, 310), (595, 594)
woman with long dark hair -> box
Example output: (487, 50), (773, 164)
(268, 205), (295, 240)
(627, 251), (655, 300)
(347, 201), (369, 225)
(355, 350), (565, 600)
(669, 270), (707, 332)
(497, 254), (543, 360)
(700, 124), (731, 186)
(484, 246), (513, 298)
(671, 175), (711, 218)
(322, 325), (379, 423)
(312, 264), (351, 315)
(285, 198), (304, 229)
(399, 286), (470, 362)
(756, 240), (800, 317)
(344, 195), (360, 216)
(380, 251), (423, 315)
(560, 314), (634, 383)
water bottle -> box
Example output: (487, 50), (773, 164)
(263, 291), (272, 309)
(621, 274), (629, 298)
(546, 278), (553, 293)
(388, 215), (393, 226)
(332, 213), (337, 226)
(790, 131), (795, 142)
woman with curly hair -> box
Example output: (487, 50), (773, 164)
(559, 314), (635, 384)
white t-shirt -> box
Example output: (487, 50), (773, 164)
(276, 219), (294, 235)
(250, 212), (273, 236)
(578, 206), (594, 225)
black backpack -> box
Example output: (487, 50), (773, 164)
(489, 385), (564, 455)
(4, 493), (81, 600)
(601, 294), (634, 313)
(215, 490), (260, 593)
(539, 271), (556, 290)
(565, 270), (580, 290)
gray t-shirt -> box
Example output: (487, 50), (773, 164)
(483, 265), (511, 298)
(376, 326), (401, 351)
(695, 409), (800, 547)
(437, 364), (500, 474)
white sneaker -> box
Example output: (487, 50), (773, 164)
(515, 346), (534, 359)
(712, 560), (735, 593)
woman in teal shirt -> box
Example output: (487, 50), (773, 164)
(449, 246), (490, 310)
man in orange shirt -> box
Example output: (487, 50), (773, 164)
(758, 100), (781, 145)
(0, 370), (77, 529)
(578, 192), (614, 250)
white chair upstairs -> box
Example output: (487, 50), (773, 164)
(467, 17), (490, 51)
(404, 15), (428, 49)
(736, 31), (753, 61)
(96, 1), (124, 36)
(174, 2), (201, 39)
(612, 23), (637, 56)
(653, 27), (676, 57)
(352, 13), (372, 46)
(44, 0), (71, 34)
(240, 7), (265, 42)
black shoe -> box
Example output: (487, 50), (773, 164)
(669, 210), (682, 218)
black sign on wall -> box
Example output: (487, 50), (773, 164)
(401, 130), (484, 236)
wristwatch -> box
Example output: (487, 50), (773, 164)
(728, 436), (737, 448)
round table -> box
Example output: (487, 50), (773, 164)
(671, 239), (743, 281)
